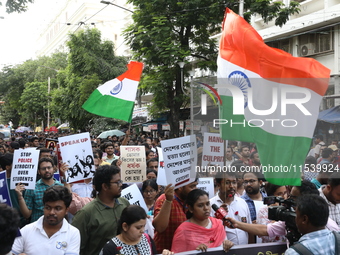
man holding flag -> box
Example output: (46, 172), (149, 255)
(216, 8), (330, 186)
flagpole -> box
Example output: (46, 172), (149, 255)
(189, 71), (195, 134)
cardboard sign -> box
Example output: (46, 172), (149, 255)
(58, 133), (94, 183)
(161, 135), (197, 188)
(120, 146), (146, 183)
(202, 133), (225, 167)
(197, 177), (215, 199)
(156, 147), (167, 186)
(0, 171), (12, 206)
(121, 184), (148, 213)
(10, 148), (39, 190)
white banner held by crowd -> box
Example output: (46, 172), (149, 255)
(120, 146), (146, 183)
(121, 183), (148, 213)
(201, 133), (224, 167)
(58, 133), (94, 183)
(161, 135), (197, 188)
(10, 148), (39, 190)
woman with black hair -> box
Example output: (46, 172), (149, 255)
(171, 189), (233, 253)
(100, 205), (173, 255)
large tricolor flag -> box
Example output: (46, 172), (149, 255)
(217, 9), (330, 186)
(82, 61), (143, 122)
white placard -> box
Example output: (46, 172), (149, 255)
(58, 133), (94, 183)
(202, 133), (224, 167)
(161, 135), (197, 188)
(120, 146), (146, 183)
(197, 177), (215, 199)
(156, 147), (167, 185)
(121, 183), (148, 213)
(10, 148), (39, 190)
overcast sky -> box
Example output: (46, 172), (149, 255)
(0, 0), (61, 69)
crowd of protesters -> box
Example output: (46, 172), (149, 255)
(1, 129), (340, 255)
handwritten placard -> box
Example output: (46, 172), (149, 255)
(10, 149), (39, 190)
(120, 146), (146, 183)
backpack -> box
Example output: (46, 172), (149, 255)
(290, 231), (340, 255)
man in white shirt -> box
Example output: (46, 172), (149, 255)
(12, 186), (80, 255)
(210, 172), (252, 245)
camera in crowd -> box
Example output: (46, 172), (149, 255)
(264, 196), (301, 246)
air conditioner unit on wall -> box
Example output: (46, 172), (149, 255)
(300, 43), (316, 56)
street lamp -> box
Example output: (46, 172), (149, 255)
(100, 1), (134, 13)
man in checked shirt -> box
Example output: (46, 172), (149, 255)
(319, 171), (340, 226)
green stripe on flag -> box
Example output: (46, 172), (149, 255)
(219, 95), (254, 142)
(82, 89), (134, 122)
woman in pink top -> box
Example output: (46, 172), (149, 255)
(171, 189), (233, 253)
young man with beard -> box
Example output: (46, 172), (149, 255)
(71, 165), (129, 255)
(239, 146), (253, 166)
(241, 171), (267, 223)
(12, 186), (80, 255)
(319, 172), (340, 225)
(102, 142), (119, 164)
(210, 172), (252, 245)
(15, 157), (63, 223)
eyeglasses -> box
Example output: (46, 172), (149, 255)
(109, 180), (123, 186)
(143, 189), (156, 194)
(243, 179), (257, 185)
(40, 166), (53, 171)
(288, 194), (298, 200)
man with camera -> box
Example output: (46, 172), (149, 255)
(224, 180), (340, 245)
(284, 194), (339, 254)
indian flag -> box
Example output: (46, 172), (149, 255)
(82, 61), (144, 122)
(217, 9), (330, 186)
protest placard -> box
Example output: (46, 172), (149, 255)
(156, 147), (167, 186)
(197, 177), (215, 199)
(202, 133), (225, 167)
(120, 146), (146, 183)
(0, 171), (12, 206)
(121, 183), (148, 213)
(10, 148), (39, 190)
(58, 133), (94, 183)
(161, 135), (197, 188)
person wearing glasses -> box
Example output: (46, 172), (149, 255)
(241, 171), (267, 224)
(210, 172), (252, 245)
(15, 157), (63, 223)
(71, 165), (130, 255)
(222, 180), (340, 244)
(142, 179), (159, 237)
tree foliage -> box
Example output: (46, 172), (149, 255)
(124, 0), (300, 137)
(1, 0), (34, 13)
(50, 27), (128, 131)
